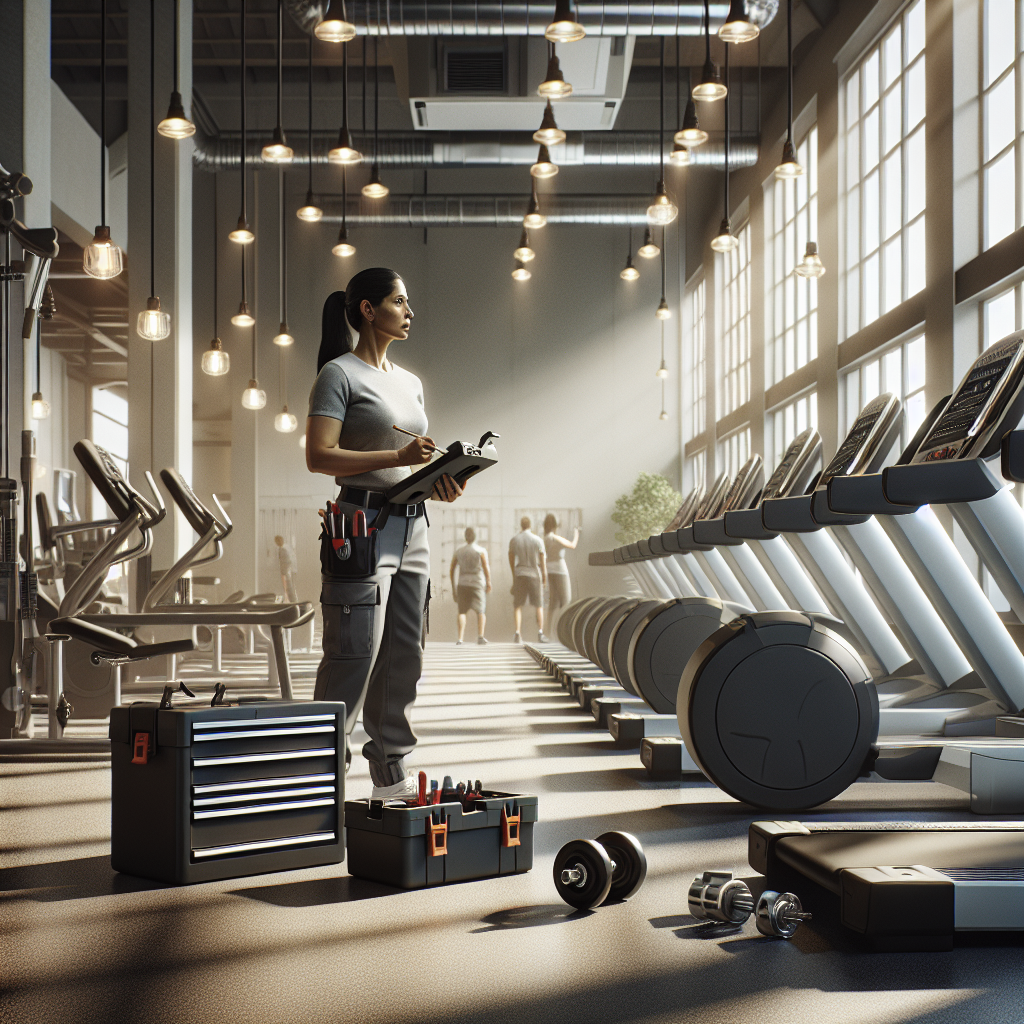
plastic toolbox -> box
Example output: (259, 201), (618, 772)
(109, 699), (346, 884)
(346, 792), (538, 888)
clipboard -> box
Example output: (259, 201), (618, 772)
(385, 435), (498, 505)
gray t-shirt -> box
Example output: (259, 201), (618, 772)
(509, 530), (545, 578)
(308, 351), (428, 490)
(454, 543), (486, 588)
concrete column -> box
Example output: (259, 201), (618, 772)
(127, 0), (193, 570)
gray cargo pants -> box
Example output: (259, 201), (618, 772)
(314, 500), (429, 787)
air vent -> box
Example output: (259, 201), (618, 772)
(444, 48), (505, 92)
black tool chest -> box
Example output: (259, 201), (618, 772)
(109, 700), (346, 884)
(345, 792), (538, 889)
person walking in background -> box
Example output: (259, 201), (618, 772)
(275, 535), (298, 602)
(450, 527), (491, 645)
(509, 516), (547, 644)
(543, 514), (579, 633)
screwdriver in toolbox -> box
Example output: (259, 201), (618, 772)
(430, 780), (439, 804)
(418, 771), (427, 806)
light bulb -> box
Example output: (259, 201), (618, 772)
(692, 59), (728, 101)
(656, 360), (669, 378)
(794, 241), (826, 279)
(296, 192), (323, 222)
(538, 53), (573, 99)
(512, 262), (532, 281)
(620, 256), (640, 281)
(675, 100), (708, 147)
(328, 126), (362, 164)
(241, 379), (267, 410)
(229, 215), (255, 244)
(531, 144), (559, 178)
(315, 11), (357, 43)
(655, 298), (671, 321)
(545, 0), (586, 43)
(718, 0), (760, 43)
(638, 228), (660, 259)
(137, 296), (172, 340)
(523, 193), (547, 229)
(231, 301), (255, 327)
(668, 144), (691, 167)
(647, 180), (678, 226)
(514, 229), (536, 263)
(262, 126), (294, 164)
(333, 227), (357, 257)
(201, 338), (230, 376)
(83, 226), (124, 279)
(774, 139), (804, 180)
(533, 101), (566, 146)
(299, 434), (307, 449)
(659, 409), (669, 421)
(362, 164), (390, 199)
(711, 218), (739, 253)
(157, 91), (196, 138)
(275, 406), (298, 432)
(274, 322), (295, 346)
(31, 392), (50, 420)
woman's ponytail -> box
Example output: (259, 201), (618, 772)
(317, 290), (351, 372)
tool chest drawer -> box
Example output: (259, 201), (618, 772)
(109, 700), (346, 884)
(346, 792), (538, 889)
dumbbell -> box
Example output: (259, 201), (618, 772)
(687, 870), (811, 939)
(553, 832), (648, 910)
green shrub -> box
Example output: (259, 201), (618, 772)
(611, 472), (683, 545)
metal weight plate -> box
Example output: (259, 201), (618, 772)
(610, 599), (668, 697)
(553, 839), (613, 910)
(596, 831), (648, 902)
(595, 599), (640, 677)
(556, 598), (590, 648)
(582, 598), (626, 665)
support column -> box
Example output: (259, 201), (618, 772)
(127, 0), (193, 574)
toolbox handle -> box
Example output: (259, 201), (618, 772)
(427, 812), (449, 857)
(501, 804), (521, 849)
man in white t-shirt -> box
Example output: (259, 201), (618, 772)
(450, 526), (492, 645)
(508, 516), (547, 644)
(275, 535), (298, 602)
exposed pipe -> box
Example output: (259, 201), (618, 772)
(287, 1), (779, 36)
(192, 131), (758, 170)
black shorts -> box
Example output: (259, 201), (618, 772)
(512, 575), (543, 608)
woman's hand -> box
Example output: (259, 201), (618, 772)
(430, 474), (464, 502)
(397, 436), (437, 466)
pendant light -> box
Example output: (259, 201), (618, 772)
(138, 0), (171, 342)
(531, 144), (559, 179)
(638, 226), (660, 259)
(362, 37), (389, 198)
(315, 0), (357, 43)
(675, 40), (708, 148)
(794, 241), (826, 278)
(719, 0), (760, 44)
(711, 45), (739, 253)
(775, 0), (804, 180)
(202, 188), (230, 375)
(545, 0), (586, 43)
(693, 0), (727, 102)
(659, 381), (669, 420)
(31, 322), (50, 419)
(274, 323), (297, 431)
(523, 189), (547, 229)
(538, 43), (573, 99)
(297, 39), (324, 220)
(230, 0), (255, 243)
(533, 101), (566, 146)
(83, 0), (124, 279)
(275, 173), (295, 346)
(668, 41), (694, 165)
(621, 228), (640, 280)
(231, 240), (255, 326)
(512, 261), (532, 282)
(514, 228), (536, 262)
(262, 1), (293, 164)
(655, 230), (671, 321)
(157, 0), (196, 138)
(647, 39), (678, 226)
(328, 34), (361, 164)
(333, 166), (357, 256)
(241, 326), (266, 410)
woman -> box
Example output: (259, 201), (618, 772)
(306, 268), (463, 799)
(543, 514), (579, 631)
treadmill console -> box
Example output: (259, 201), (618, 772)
(697, 473), (731, 521)
(721, 455), (764, 513)
(761, 428), (822, 500)
(666, 488), (702, 531)
(818, 393), (903, 487)
(912, 334), (1024, 463)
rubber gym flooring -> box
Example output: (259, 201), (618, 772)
(2, 640), (1022, 1024)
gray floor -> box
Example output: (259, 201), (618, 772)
(2, 641), (1022, 1024)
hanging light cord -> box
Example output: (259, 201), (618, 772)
(661, 227), (667, 297)
(724, 43), (730, 222)
(374, 36), (380, 165)
(36, 321), (41, 395)
(100, 0), (107, 226)
(628, 224), (632, 259)
(213, 188), (218, 336)
(342, 35), (350, 135)
(362, 33), (367, 135)
(703, 0), (711, 67)
(786, 0), (793, 144)
(241, 0), (247, 220)
(308, 37), (314, 193)
(276, 0), (283, 131)
(658, 37), (665, 181)
(342, 165), (348, 234)
(675, 35), (681, 128)
(149, 0), (156, 298)
(172, 0), (180, 92)
(281, 170), (287, 322)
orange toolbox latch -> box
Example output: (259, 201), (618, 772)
(501, 804), (521, 848)
(427, 812), (449, 857)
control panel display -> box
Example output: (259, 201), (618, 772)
(819, 394), (901, 486)
(721, 456), (764, 514)
(762, 429), (821, 500)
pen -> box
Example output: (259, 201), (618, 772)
(392, 424), (444, 454)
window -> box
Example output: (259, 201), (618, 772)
(718, 222), (752, 417)
(686, 449), (707, 496)
(91, 385), (128, 517)
(686, 278), (707, 439)
(984, 284), (1020, 349)
(766, 391), (818, 472)
(841, 334), (926, 451)
(765, 126), (819, 386)
(841, 0), (926, 337)
(981, 0), (1022, 250)
(717, 427), (751, 480)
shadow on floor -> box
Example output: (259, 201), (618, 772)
(471, 903), (591, 932)
(0, 855), (170, 901)
(229, 874), (403, 907)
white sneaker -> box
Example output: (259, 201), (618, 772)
(538, 633), (549, 643)
(370, 775), (417, 801)
(513, 632), (522, 644)
(477, 636), (489, 645)
(455, 639), (463, 646)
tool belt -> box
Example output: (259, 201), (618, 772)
(320, 490), (424, 578)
